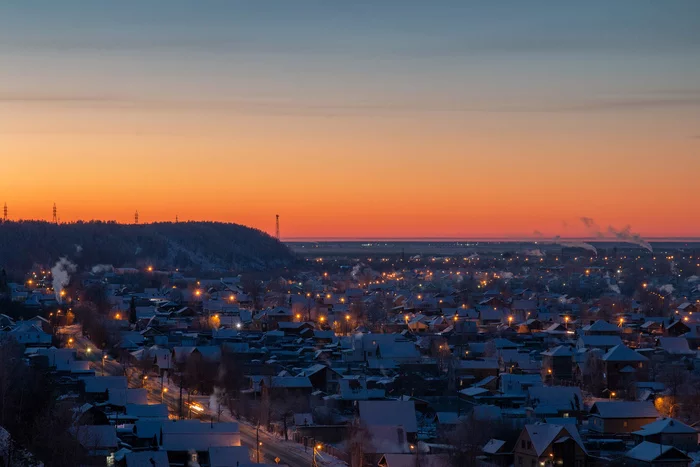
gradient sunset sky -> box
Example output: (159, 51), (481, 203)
(1, 1), (699, 239)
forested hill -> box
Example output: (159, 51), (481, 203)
(0, 220), (294, 276)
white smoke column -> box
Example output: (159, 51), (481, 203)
(209, 387), (222, 414)
(659, 284), (674, 295)
(91, 264), (114, 274)
(524, 249), (545, 257)
(552, 236), (598, 255)
(51, 257), (77, 301)
(74, 244), (83, 253)
(351, 264), (363, 280)
(607, 225), (653, 252)
(558, 295), (575, 304)
(500, 272), (514, 280)
(604, 273), (621, 295)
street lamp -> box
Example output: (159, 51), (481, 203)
(313, 443), (323, 467)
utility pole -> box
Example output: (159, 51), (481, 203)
(256, 424), (261, 463)
(178, 375), (183, 420)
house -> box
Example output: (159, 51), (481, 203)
(107, 388), (148, 409)
(455, 360), (499, 382)
(541, 345), (575, 380)
(83, 376), (128, 402)
(260, 376), (313, 400)
(576, 335), (623, 352)
(583, 320), (621, 336)
(350, 334), (421, 364)
(208, 446), (251, 467)
(527, 386), (584, 419)
(623, 442), (691, 466)
(601, 345), (649, 392)
(124, 404), (169, 421)
(512, 423), (587, 467)
(123, 450), (170, 467)
(160, 420), (240, 457)
(632, 418), (698, 452)
(6, 323), (52, 347)
(378, 453), (451, 467)
(297, 364), (342, 393)
(358, 400), (418, 441)
(481, 439), (513, 467)
(656, 337), (694, 357)
(589, 401), (659, 434)
(500, 374), (543, 396)
(72, 425), (119, 458)
(337, 377), (385, 401)
(667, 320), (691, 338)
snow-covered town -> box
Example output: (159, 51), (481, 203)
(2, 241), (700, 466)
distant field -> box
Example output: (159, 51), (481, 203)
(287, 240), (700, 257)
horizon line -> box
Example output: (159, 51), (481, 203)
(284, 236), (700, 243)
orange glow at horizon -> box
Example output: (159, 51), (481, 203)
(2, 1), (700, 240)
(2, 98), (699, 240)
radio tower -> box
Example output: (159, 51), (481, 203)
(275, 214), (280, 240)
(3, 203), (6, 222)
(52, 203), (58, 224)
(134, 210), (139, 225)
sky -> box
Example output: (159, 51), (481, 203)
(1, 1), (699, 240)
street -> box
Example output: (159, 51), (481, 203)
(62, 327), (343, 467)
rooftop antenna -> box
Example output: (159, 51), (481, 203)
(3, 202), (6, 221)
(52, 203), (58, 224)
(275, 214), (280, 240)
(135, 210), (139, 225)
(175, 215), (179, 223)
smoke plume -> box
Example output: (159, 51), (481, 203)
(604, 273), (621, 295)
(351, 263), (363, 280)
(607, 225), (653, 252)
(524, 249), (545, 257)
(659, 284), (675, 295)
(552, 236), (598, 255)
(91, 264), (114, 274)
(74, 244), (83, 253)
(579, 217), (605, 237)
(51, 257), (77, 301)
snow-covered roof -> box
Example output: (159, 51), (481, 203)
(523, 423), (586, 457)
(602, 345), (648, 362)
(633, 417), (697, 436)
(625, 442), (690, 462)
(590, 401), (659, 419)
(359, 400), (418, 433)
